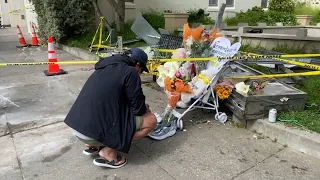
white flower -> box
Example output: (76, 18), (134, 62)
(235, 82), (250, 94)
(156, 62), (180, 87)
(156, 74), (166, 88)
(186, 36), (194, 48)
(163, 62), (180, 77)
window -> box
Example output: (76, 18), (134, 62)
(261, 0), (268, 8)
(5, 0), (7, 3)
(226, 0), (234, 7)
(209, 0), (218, 6)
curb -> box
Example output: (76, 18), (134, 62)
(0, 116), (66, 137)
(247, 119), (320, 159)
(0, 123), (9, 137)
(56, 43), (99, 61)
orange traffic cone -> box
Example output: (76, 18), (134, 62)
(31, 24), (39, 46)
(44, 36), (67, 76)
(16, 25), (29, 48)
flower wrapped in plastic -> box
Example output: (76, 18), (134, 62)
(215, 81), (234, 100)
(161, 77), (192, 124)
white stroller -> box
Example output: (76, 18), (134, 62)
(149, 60), (230, 140)
(172, 63), (229, 131)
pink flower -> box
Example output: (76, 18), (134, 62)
(175, 71), (182, 78)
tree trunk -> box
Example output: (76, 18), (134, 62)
(108, 0), (125, 32)
(115, 0), (125, 32)
(91, 0), (112, 31)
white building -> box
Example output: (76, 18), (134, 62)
(0, 0), (10, 26)
(98, 0), (270, 24)
(0, 0), (27, 27)
(23, 0), (37, 34)
(19, 0), (317, 34)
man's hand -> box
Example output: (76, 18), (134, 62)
(146, 104), (151, 112)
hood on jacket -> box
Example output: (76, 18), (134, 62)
(94, 54), (133, 70)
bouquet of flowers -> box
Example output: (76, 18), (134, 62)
(215, 81), (234, 100)
(216, 85), (232, 100)
(248, 80), (267, 95)
(162, 77), (192, 124)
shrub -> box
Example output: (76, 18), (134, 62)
(268, 0), (295, 14)
(264, 11), (297, 26)
(224, 6), (297, 26)
(187, 8), (215, 25)
(31, 0), (94, 42)
(224, 16), (240, 26)
(312, 12), (320, 24)
(141, 9), (165, 30)
(224, 6), (266, 26)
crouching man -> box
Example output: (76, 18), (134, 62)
(64, 48), (157, 168)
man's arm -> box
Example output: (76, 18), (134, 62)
(124, 68), (147, 116)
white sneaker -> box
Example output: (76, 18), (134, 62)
(148, 122), (177, 140)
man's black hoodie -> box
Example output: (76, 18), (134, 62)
(64, 54), (147, 153)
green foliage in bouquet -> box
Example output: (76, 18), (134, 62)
(189, 40), (213, 74)
(190, 40), (212, 58)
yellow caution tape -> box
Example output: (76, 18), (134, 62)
(230, 71), (320, 79)
(0, 61), (97, 66)
(150, 54), (320, 62)
(90, 44), (175, 53)
(240, 52), (320, 71)
(0, 4), (32, 17)
(0, 61), (319, 78)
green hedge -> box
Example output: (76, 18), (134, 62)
(141, 9), (165, 30)
(31, 0), (94, 42)
(224, 6), (297, 26)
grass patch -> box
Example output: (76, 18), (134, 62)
(62, 31), (95, 49)
(279, 75), (320, 133)
(272, 45), (320, 133)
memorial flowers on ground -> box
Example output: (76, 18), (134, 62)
(153, 23), (242, 124)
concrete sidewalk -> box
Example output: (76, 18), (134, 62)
(2, 108), (320, 180)
(0, 27), (94, 135)
(1, 28), (320, 180)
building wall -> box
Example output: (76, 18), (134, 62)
(133, 0), (263, 20)
(23, 0), (37, 34)
(0, 0), (11, 26)
(8, 0), (27, 27)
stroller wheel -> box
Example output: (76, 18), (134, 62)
(176, 119), (184, 131)
(215, 112), (228, 123)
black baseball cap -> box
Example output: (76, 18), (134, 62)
(126, 48), (149, 73)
